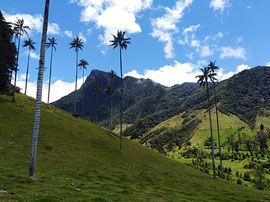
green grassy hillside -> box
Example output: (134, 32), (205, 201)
(0, 94), (270, 201)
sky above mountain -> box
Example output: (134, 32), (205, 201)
(1, 0), (270, 102)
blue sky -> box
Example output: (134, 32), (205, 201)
(1, 0), (270, 102)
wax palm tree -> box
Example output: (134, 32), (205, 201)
(23, 38), (36, 94)
(29, 0), (50, 181)
(46, 37), (57, 104)
(92, 83), (101, 123)
(105, 85), (114, 130)
(78, 59), (89, 117)
(106, 70), (116, 129)
(69, 36), (84, 115)
(12, 18), (30, 102)
(110, 30), (130, 151)
(196, 66), (217, 179)
(208, 61), (223, 176)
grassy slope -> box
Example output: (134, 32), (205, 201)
(0, 94), (270, 201)
(146, 109), (251, 148)
(191, 109), (250, 148)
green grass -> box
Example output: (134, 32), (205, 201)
(0, 93), (270, 201)
(113, 123), (133, 134)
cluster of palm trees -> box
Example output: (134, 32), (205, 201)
(27, 0), (131, 179)
(11, 17), (56, 104)
(196, 61), (222, 179)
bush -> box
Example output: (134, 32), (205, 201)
(244, 172), (251, 181)
(237, 179), (242, 185)
(235, 171), (239, 177)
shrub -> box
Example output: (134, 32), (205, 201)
(237, 179), (242, 185)
(235, 171), (239, 177)
(244, 172), (251, 181)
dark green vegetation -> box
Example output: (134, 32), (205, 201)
(54, 66), (270, 134)
(1, 94), (270, 201)
(0, 11), (16, 93)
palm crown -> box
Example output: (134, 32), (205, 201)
(69, 36), (84, 52)
(92, 83), (101, 92)
(105, 85), (114, 95)
(108, 70), (116, 79)
(208, 61), (219, 83)
(23, 38), (36, 50)
(196, 67), (217, 87)
(79, 59), (89, 71)
(12, 18), (29, 37)
(110, 31), (130, 49)
(46, 37), (57, 51)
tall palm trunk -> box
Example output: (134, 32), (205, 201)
(213, 83), (222, 176)
(95, 92), (98, 123)
(81, 68), (84, 117)
(29, 0), (50, 180)
(47, 45), (54, 104)
(206, 81), (216, 178)
(110, 94), (113, 130)
(12, 35), (21, 102)
(24, 46), (31, 94)
(73, 50), (78, 115)
(119, 47), (123, 151)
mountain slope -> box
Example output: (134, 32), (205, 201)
(1, 93), (270, 201)
(123, 66), (270, 145)
(52, 70), (167, 124)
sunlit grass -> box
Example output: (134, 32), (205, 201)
(0, 93), (269, 201)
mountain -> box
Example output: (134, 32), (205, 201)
(123, 66), (270, 153)
(52, 69), (198, 126)
(52, 70), (165, 123)
(53, 66), (270, 153)
(1, 93), (269, 201)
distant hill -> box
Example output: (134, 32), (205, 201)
(52, 70), (198, 125)
(53, 66), (270, 153)
(1, 93), (270, 201)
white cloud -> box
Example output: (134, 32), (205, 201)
(14, 74), (87, 103)
(3, 12), (61, 36)
(220, 46), (247, 60)
(179, 24), (200, 46)
(236, 36), (243, 44)
(72, 0), (153, 47)
(125, 60), (200, 86)
(197, 59), (208, 66)
(265, 61), (270, 67)
(210, 0), (230, 13)
(48, 23), (61, 35)
(219, 64), (250, 80)
(186, 52), (194, 60)
(79, 32), (87, 43)
(199, 46), (213, 57)
(24, 50), (39, 60)
(179, 25), (224, 58)
(150, 0), (193, 59)
(64, 30), (73, 38)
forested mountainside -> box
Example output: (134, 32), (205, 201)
(53, 66), (270, 136)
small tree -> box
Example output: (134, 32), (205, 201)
(252, 163), (267, 190)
